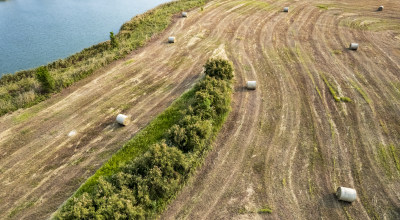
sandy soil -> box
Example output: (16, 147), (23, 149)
(0, 0), (399, 219)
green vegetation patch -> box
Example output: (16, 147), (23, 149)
(0, 0), (208, 117)
(320, 73), (351, 103)
(54, 59), (234, 219)
(340, 16), (400, 32)
(236, 0), (270, 11)
(8, 200), (36, 218)
(124, 59), (135, 65)
(378, 144), (392, 176)
(340, 96), (352, 103)
(257, 205), (273, 214)
(378, 144), (400, 177)
(13, 112), (36, 123)
(316, 4), (329, 10)
(332, 49), (342, 55)
(390, 144), (400, 173)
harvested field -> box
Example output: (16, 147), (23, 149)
(1, 0), (400, 219)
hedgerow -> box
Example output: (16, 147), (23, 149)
(54, 58), (234, 219)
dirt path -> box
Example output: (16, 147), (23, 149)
(1, 0), (400, 219)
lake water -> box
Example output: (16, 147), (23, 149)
(0, 0), (170, 75)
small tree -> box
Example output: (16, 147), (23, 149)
(204, 58), (234, 80)
(110, 32), (119, 48)
(35, 66), (55, 93)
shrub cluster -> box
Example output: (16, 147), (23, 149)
(60, 143), (188, 219)
(0, 0), (207, 116)
(36, 67), (55, 93)
(55, 58), (234, 219)
(110, 32), (119, 49)
(204, 58), (234, 80)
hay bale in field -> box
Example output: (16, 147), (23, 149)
(378, 6), (384, 11)
(349, 43), (359, 50)
(283, 7), (289, 12)
(116, 114), (129, 126)
(68, 130), (77, 137)
(246, 81), (256, 90)
(182, 12), (188, 17)
(168, 36), (175, 43)
(336, 187), (357, 202)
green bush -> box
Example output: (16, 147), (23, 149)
(193, 76), (231, 119)
(167, 116), (212, 152)
(35, 66), (55, 93)
(56, 143), (188, 219)
(110, 32), (119, 48)
(204, 58), (234, 80)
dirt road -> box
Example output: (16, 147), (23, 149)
(1, 0), (399, 219)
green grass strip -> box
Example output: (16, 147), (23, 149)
(389, 144), (400, 173)
(320, 73), (351, 103)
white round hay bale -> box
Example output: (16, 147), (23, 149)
(68, 130), (77, 137)
(283, 7), (289, 12)
(246, 81), (257, 90)
(182, 12), (188, 17)
(378, 6), (384, 11)
(336, 187), (357, 202)
(116, 114), (129, 126)
(349, 43), (358, 50)
(168, 36), (175, 43)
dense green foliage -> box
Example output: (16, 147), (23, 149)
(0, 0), (207, 116)
(35, 67), (55, 93)
(60, 143), (188, 219)
(110, 32), (119, 48)
(54, 59), (234, 219)
(204, 58), (234, 80)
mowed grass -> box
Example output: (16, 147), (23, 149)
(340, 17), (400, 32)
(377, 144), (400, 177)
(8, 200), (37, 218)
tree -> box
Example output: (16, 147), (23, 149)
(110, 32), (119, 48)
(204, 58), (234, 80)
(35, 66), (55, 93)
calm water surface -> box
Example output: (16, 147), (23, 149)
(0, 0), (170, 75)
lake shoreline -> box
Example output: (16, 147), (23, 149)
(0, 0), (171, 75)
(0, 0), (207, 117)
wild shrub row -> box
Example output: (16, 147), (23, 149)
(0, 0), (207, 116)
(54, 59), (234, 219)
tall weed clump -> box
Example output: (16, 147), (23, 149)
(0, 0), (207, 117)
(55, 58), (234, 219)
